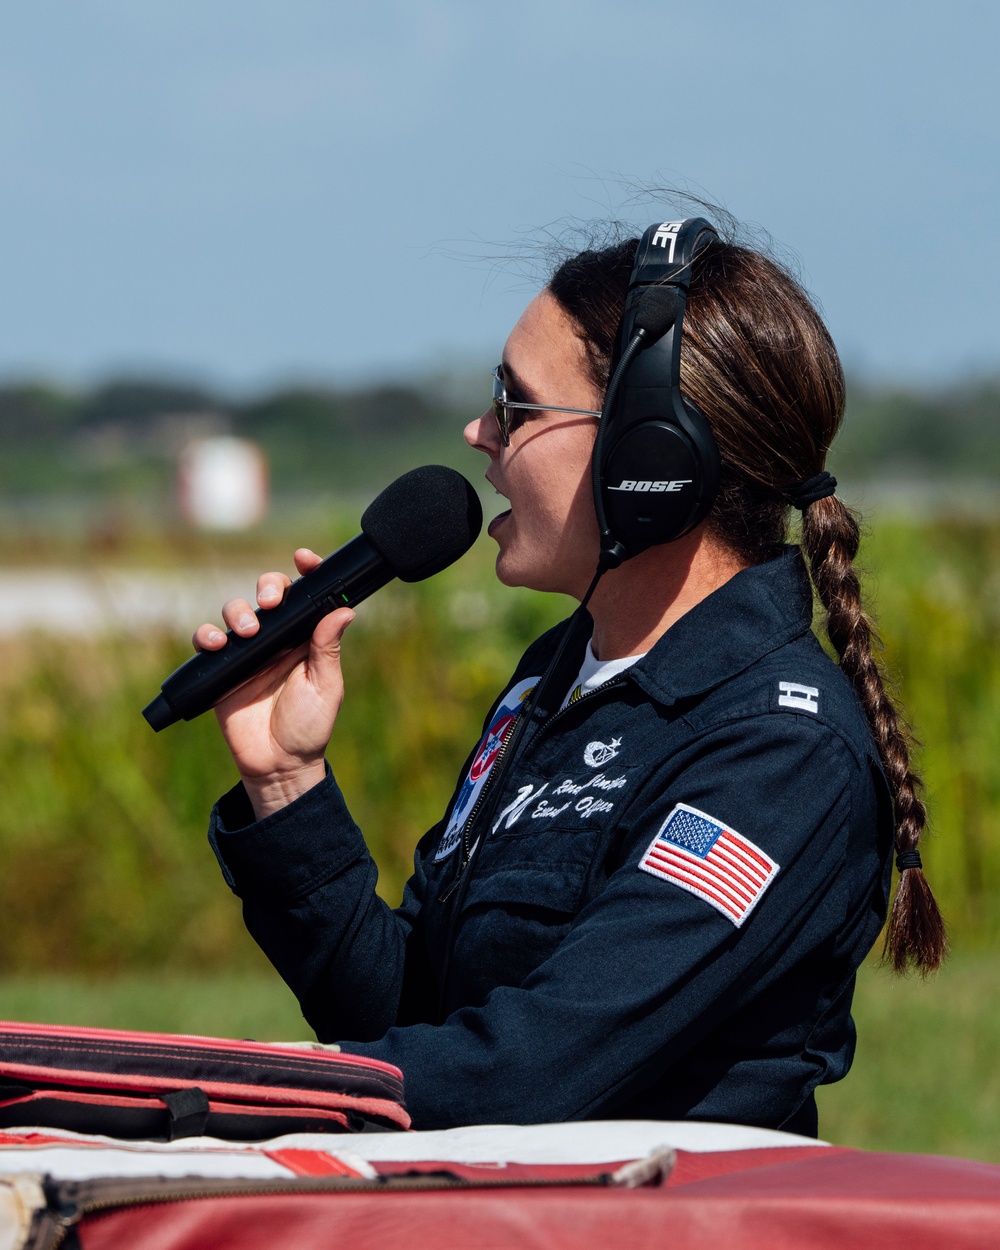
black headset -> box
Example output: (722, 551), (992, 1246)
(591, 217), (722, 570)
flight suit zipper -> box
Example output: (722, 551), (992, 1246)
(438, 675), (628, 904)
(437, 709), (522, 904)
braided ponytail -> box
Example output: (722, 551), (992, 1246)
(801, 497), (946, 972)
(550, 232), (947, 972)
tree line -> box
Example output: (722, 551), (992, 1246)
(0, 373), (996, 499)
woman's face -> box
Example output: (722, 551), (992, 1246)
(464, 289), (603, 598)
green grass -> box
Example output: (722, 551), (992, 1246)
(816, 949), (1000, 1162)
(1, 953), (997, 1164)
(0, 968), (306, 1041)
(0, 549), (569, 974)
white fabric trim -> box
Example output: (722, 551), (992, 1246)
(311, 1120), (828, 1162)
(0, 1120), (826, 1179)
(560, 642), (645, 710)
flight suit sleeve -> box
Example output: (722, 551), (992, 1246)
(206, 643), (563, 1044)
(208, 768), (441, 1041)
(340, 714), (879, 1128)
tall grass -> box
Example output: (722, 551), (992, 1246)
(816, 950), (1000, 1161)
(861, 519), (1000, 944)
(0, 517), (996, 971)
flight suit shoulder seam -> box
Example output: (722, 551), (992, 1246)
(677, 705), (867, 770)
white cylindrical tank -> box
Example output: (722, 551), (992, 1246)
(178, 436), (269, 530)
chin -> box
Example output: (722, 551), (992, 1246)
(493, 550), (577, 598)
(493, 546), (537, 591)
(493, 550), (530, 590)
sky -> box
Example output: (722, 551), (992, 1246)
(1, 0), (997, 391)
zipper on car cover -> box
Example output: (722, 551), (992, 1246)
(41, 1168), (650, 1249)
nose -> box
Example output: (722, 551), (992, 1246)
(464, 408), (500, 455)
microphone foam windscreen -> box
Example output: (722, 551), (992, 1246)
(361, 465), (483, 582)
(633, 285), (683, 341)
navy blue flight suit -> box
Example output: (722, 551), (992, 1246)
(209, 548), (894, 1133)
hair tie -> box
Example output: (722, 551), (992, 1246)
(784, 471), (837, 510)
(895, 849), (922, 872)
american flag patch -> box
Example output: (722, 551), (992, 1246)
(639, 803), (778, 927)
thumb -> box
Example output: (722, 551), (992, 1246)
(306, 606), (355, 696)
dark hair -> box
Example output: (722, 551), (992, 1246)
(550, 236), (946, 973)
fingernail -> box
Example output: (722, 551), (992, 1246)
(259, 586), (279, 603)
(209, 630), (226, 645)
(239, 614), (256, 631)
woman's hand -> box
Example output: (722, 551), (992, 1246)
(193, 548), (354, 821)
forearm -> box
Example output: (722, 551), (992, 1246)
(339, 901), (769, 1130)
(209, 769), (421, 1040)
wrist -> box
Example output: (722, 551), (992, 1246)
(242, 761), (328, 821)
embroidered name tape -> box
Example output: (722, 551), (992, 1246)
(639, 803), (779, 927)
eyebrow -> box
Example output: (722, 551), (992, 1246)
(499, 360), (540, 405)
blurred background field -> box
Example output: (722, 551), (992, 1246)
(0, 375), (999, 1162)
(1, 0), (997, 1190)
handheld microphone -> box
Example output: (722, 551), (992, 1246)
(142, 465), (483, 731)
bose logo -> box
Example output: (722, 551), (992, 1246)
(651, 221), (683, 261)
(608, 480), (692, 493)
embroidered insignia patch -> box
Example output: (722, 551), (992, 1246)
(583, 738), (621, 768)
(778, 681), (819, 713)
(639, 803), (779, 927)
(434, 676), (539, 861)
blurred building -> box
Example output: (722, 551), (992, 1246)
(178, 436), (269, 530)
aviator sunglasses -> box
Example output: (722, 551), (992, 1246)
(492, 365), (602, 447)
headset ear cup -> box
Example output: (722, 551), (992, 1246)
(674, 395), (721, 528)
(601, 415), (711, 551)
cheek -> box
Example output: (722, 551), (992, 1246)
(555, 435), (599, 521)
(562, 471), (600, 549)
(516, 442), (590, 527)
(532, 442), (599, 550)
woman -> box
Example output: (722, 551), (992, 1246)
(197, 220), (944, 1135)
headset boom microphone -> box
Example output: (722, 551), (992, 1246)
(142, 465), (483, 731)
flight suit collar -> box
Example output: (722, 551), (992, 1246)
(626, 546), (815, 707)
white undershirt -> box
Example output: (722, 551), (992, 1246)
(559, 641), (646, 710)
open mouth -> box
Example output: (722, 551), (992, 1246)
(488, 507), (511, 537)
(486, 478), (511, 536)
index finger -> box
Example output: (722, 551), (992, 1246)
(256, 570), (293, 608)
(293, 548), (324, 576)
(193, 622), (228, 652)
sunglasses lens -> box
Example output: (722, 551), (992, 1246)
(492, 368), (510, 445)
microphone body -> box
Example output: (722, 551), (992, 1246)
(143, 465), (483, 731)
(144, 534), (388, 731)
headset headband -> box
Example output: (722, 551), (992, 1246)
(615, 218), (719, 359)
